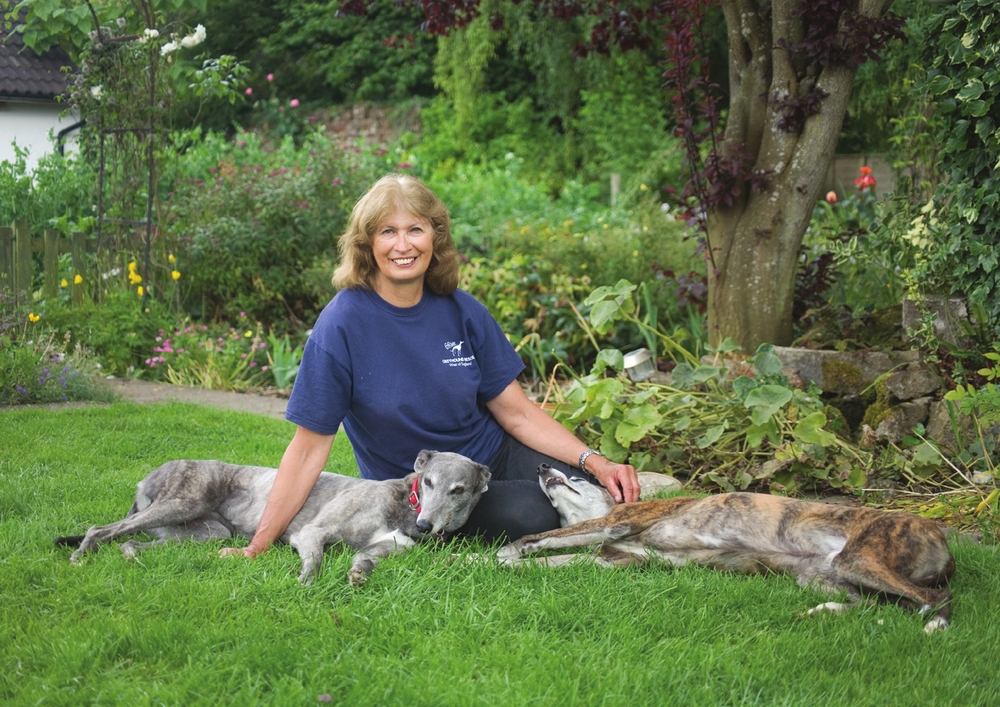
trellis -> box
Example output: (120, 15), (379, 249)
(80, 0), (161, 302)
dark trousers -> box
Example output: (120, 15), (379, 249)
(458, 435), (599, 543)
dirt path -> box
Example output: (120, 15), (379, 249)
(107, 378), (289, 419)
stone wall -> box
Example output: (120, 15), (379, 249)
(773, 346), (998, 455)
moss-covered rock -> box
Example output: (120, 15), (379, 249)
(822, 359), (868, 395)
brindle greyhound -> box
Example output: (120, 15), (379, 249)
(56, 450), (490, 586)
(500, 465), (955, 633)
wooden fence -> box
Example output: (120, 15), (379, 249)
(0, 220), (95, 305)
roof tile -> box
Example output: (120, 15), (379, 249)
(0, 22), (74, 100)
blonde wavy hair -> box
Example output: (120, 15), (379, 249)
(332, 174), (460, 295)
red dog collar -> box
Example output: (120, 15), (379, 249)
(409, 477), (421, 513)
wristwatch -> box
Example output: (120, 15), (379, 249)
(579, 448), (600, 472)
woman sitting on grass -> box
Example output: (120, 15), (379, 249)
(222, 174), (638, 557)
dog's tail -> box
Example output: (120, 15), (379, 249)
(55, 501), (138, 547)
(53, 534), (85, 547)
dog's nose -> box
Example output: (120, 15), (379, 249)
(416, 519), (433, 534)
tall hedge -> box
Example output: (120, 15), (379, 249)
(917, 0), (1000, 331)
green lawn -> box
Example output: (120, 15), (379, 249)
(2, 403), (999, 706)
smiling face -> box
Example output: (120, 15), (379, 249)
(371, 207), (435, 306)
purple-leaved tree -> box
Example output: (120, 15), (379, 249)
(341, 0), (904, 351)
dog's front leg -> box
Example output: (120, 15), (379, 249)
(289, 525), (330, 585)
(498, 522), (634, 565)
(348, 535), (416, 586)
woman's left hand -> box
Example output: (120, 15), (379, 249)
(588, 456), (640, 504)
(486, 381), (642, 504)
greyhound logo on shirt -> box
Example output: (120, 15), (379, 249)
(443, 341), (475, 367)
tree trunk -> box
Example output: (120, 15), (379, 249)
(707, 0), (894, 352)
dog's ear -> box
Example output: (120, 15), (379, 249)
(413, 449), (435, 473)
(478, 464), (491, 493)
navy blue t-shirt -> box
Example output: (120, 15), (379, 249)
(285, 287), (526, 480)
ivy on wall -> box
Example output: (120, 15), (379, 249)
(915, 0), (1000, 331)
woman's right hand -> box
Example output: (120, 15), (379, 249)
(216, 425), (334, 563)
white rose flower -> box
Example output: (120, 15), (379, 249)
(90, 86), (103, 99)
(180, 24), (206, 48)
(160, 41), (179, 56)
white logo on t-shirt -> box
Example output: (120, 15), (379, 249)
(442, 340), (475, 367)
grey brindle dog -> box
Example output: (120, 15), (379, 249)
(56, 450), (491, 585)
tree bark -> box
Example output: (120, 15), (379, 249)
(707, 0), (894, 351)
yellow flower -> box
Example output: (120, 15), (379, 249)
(137, 286), (144, 296)
(168, 253), (176, 264)
(28, 312), (40, 322)
(60, 279), (68, 287)
(640, 183), (648, 191)
(128, 261), (137, 272)
(171, 270), (181, 280)
(244, 330), (253, 338)
(129, 272), (142, 284)
(74, 274), (83, 284)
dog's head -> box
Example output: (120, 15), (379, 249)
(411, 450), (491, 536)
(537, 464), (616, 527)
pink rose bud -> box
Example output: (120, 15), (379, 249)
(290, 99), (300, 108)
(245, 87), (253, 95)
(267, 73), (274, 81)
(825, 191), (837, 203)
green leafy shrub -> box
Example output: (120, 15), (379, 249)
(144, 318), (270, 392)
(158, 128), (403, 331)
(574, 51), (684, 189)
(427, 156), (700, 298)
(941, 348), (1000, 477)
(794, 170), (904, 340)
(40, 289), (175, 377)
(434, 156), (703, 379)
(552, 281), (868, 493)
(498, 203), (702, 337)
(422, 5), (683, 196)
(879, 0), (1000, 335)
(424, 158), (558, 255)
(0, 146), (95, 237)
(0, 293), (112, 405)
(461, 252), (593, 380)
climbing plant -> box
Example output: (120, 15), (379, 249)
(895, 0), (1000, 334)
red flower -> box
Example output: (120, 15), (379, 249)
(853, 166), (876, 192)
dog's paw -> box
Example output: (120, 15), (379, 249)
(923, 616), (949, 634)
(119, 541), (139, 560)
(347, 568), (369, 587)
(68, 551), (84, 566)
(807, 602), (850, 617)
(495, 544), (521, 565)
(438, 552), (488, 566)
